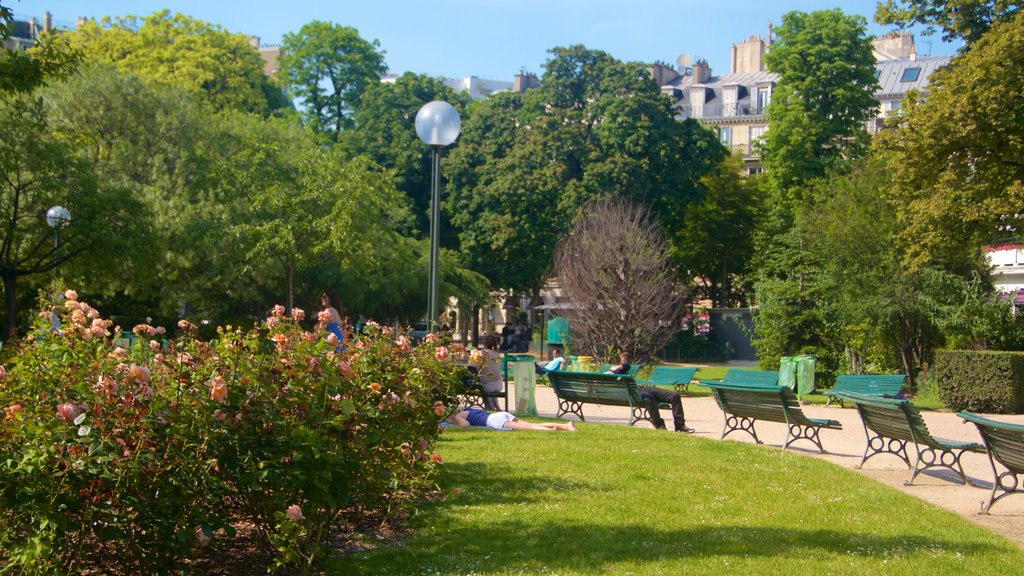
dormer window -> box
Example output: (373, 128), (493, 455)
(901, 67), (921, 82)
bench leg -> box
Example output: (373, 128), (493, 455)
(673, 383), (689, 395)
(557, 399), (585, 422)
(982, 466), (1023, 514)
(909, 446), (975, 486)
(857, 434), (912, 471)
(784, 424), (827, 453)
(722, 415), (761, 444)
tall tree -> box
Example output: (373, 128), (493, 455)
(875, 0), (1021, 44)
(876, 9), (1024, 272)
(67, 10), (283, 114)
(446, 46), (724, 299)
(0, 97), (145, 337)
(279, 20), (387, 139)
(761, 9), (879, 213)
(554, 198), (684, 364)
(673, 154), (760, 308)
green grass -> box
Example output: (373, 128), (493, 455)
(331, 423), (1022, 575)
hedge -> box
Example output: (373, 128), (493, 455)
(933, 350), (1024, 413)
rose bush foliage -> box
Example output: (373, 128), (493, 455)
(0, 292), (463, 574)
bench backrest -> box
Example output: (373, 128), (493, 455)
(722, 369), (780, 388)
(837, 392), (940, 448)
(704, 382), (810, 426)
(547, 371), (640, 408)
(959, 412), (1024, 475)
(641, 366), (698, 387)
(595, 363), (641, 377)
(832, 374), (906, 397)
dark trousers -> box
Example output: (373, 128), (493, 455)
(639, 386), (685, 431)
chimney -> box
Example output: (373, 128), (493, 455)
(692, 59), (711, 84)
(44, 11), (53, 33)
(514, 71), (540, 93)
(249, 36), (260, 48)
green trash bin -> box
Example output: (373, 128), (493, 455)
(778, 357), (798, 391)
(780, 355), (816, 399)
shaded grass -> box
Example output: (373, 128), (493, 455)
(330, 422), (1022, 575)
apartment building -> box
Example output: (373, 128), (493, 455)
(653, 31), (952, 174)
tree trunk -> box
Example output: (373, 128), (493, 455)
(3, 272), (18, 340)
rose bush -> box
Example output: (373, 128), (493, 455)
(0, 292), (463, 574)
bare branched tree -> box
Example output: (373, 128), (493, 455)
(554, 197), (686, 364)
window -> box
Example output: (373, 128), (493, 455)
(901, 67), (921, 82)
(749, 125), (767, 143)
(756, 87), (771, 113)
(718, 127), (732, 146)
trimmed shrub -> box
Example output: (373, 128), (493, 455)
(933, 350), (1024, 413)
(0, 292), (463, 574)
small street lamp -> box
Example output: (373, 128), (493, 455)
(415, 101), (461, 331)
(46, 205), (71, 249)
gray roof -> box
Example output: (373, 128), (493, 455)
(874, 55), (952, 98)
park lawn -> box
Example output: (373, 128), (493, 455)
(330, 422), (1023, 575)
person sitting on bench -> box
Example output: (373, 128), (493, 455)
(447, 407), (576, 431)
(607, 352), (694, 434)
(536, 347), (566, 374)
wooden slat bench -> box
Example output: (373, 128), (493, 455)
(638, 366), (699, 395)
(547, 370), (658, 426)
(838, 392), (984, 485)
(596, 363), (641, 377)
(703, 382), (842, 453)
(698, 368), (780, 389)
(958, 411), (1024, 513)
(825, 374), (906, 407)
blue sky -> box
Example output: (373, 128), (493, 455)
(15, 0), (959, 80)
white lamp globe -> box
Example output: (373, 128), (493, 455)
(46, 206), (71, 228)
(415, 101), (461, 147)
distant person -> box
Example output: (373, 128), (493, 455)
(536, 347), (566, 374)
(320, 289), (345, 351)
(476, 333), (503, 410)
(500, 324), (514, 351)
(514, 322), (530, 353)
(608, 352), (694, 434)
(447, 407), (576, 432)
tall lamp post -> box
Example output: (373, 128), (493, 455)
(46, 205), (71, 249)
(415, 101), (461, 331)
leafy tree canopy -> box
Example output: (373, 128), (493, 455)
(761, 9), (879, 207)
(876, 9), (1024, 271)
(279, 20), (387, 139)
(875, 0), (1022, 44)
(67, 10), (283, 114)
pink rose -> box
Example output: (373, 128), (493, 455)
(272, 333), (288, 352)
(4, 403), (22, 420)
(317, 309), (331, 325)
(430, 453), (443, 464)
(209, 375), (228, 403)
(64, 289), (78, 301)
(149, 340), (160, 352)
(266, 316), (280, 329)
(95, 375), (119, 398)
(395, 336), (410, 353)
(127, 364), (151, 384)
(56, 402), (82, 424)
(286, 504), (304, 522)
(291, 307), (305, 321)
(0, 365), (7, 381)
(272, 304), (286, 318)
(194, 525), (211, 547)
(424, 333), (438, 344)
(435, 346), (450, 362)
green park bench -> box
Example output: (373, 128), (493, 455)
(699, 368), (779, 389)
(825, 374), (906, 407)
(958, 411), (1024, 513)
(595, 363), (641, 377)
(547, 370), (662, 427)
(637, 366), (699, 395)
(703, 382), (842, 453)
(838, 392), (984, 485)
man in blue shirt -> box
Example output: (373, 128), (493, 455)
(536, 347), (566, 374)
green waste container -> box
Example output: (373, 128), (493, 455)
(779, 355), (816, 399)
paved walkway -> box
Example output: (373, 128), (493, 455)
(515, 383), (1024, 547)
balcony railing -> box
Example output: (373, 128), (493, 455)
(680, 102), (766, 120)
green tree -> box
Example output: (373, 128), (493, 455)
(761, 9), (879, 213)
(0, 97), (146, 337)
(875, 0), (1021, 43)
(340, 72), (465, 234)
(279, 20), (387, 139)
(67, 10), (283, 114)
(447, 46), (724, 300)
(876, 10), (1024, 272)
(672, 153), (760, 308)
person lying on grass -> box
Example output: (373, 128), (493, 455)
(446, 407), (577, 432)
